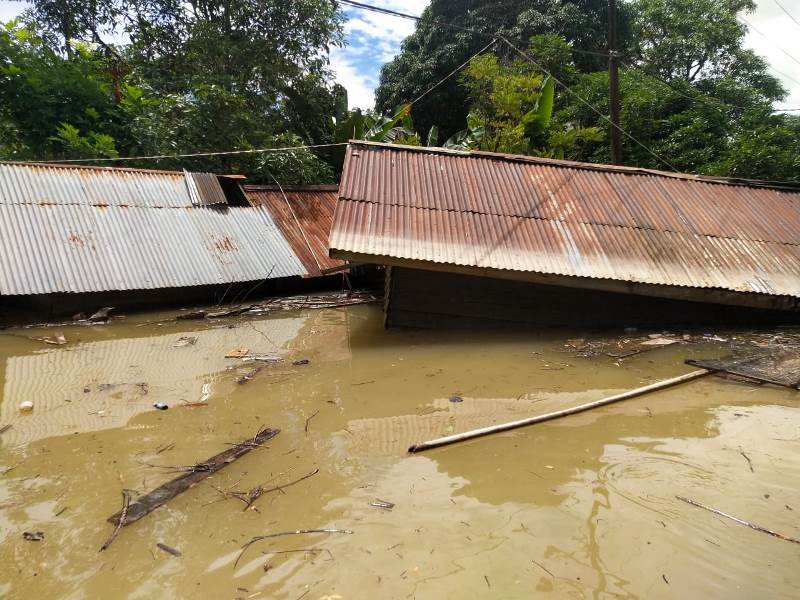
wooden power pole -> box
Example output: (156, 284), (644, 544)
(608, 0), (623, 164)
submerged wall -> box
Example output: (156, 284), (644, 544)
(385, 267), (799, 330)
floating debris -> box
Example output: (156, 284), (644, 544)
(241, 355), (282, 364)
(156, 542), (182, 557)
(236, 367), (261, 385)
(106, 427), (280, 528)
(34, 332), (67, 345)
(173, 336), (198, 348)
(173, 291), (377, 322)
(370, 499), (395, 511)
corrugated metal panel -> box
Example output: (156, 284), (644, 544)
(185, 171), (228, 206)
(245, 185), (345, 276)
(0, 204), (306, 295)
(331, 143), (800, 299)
(0, 162), (230, 208)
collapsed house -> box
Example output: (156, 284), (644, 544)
(0, 163), (343, 310)
(329, 141), (800, 328)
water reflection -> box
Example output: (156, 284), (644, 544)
(0, 316), (308, 446)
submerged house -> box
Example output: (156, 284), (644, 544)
(329, 141), (800, 328)
(0, 162), (343, 310)
(243, 184), (345, 277)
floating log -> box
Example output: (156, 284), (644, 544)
(108, 428), (279, 526)
(408, 370), (711, 453)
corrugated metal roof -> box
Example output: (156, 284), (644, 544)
(0, 162), (223, 208)
(330, 142), (800, 300)
(0, 162), (308, 295)
(245, 185), (345, 276)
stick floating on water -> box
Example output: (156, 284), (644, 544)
(676, 496), (800, 545)
(408, 369), (711, 453)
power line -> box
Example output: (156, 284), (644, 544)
(407, 38), (497, 106)
(34, 143), (350, 164)
(621, 60), (749, 111)
(343, 0), (798, 116)
(342, 0), (717, 172)
(740, 16), (800, 68)
(624, 61), (800, 114)
(772, 0), (800, 30)
(337, 0), (613, 59)
(499, 35), (679, 172)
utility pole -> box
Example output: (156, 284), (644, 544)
(608, 0), (623, 164)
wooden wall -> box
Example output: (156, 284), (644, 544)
(385, 267), (798, 329)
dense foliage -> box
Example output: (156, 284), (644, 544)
(2, 0), (798, 183)
(376, 0), (626, 140)
(1, 0), (343, 182)
(377, 0), (799, 182)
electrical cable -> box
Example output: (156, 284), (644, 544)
(32, 143), (350, 164)
(499, 35), (680, 172)
(739, 16), (800, 69)
(338, 0), (614, 59)
(771, 0), (800, 30)
(343, 0), (799, 115)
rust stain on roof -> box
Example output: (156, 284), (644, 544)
(330, 142), (800, 300)
(245, 185), (345, 277)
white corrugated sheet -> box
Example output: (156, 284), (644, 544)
(0, 162), (308, 294)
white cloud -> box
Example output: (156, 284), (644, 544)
(330, 0), (429, 109)
(330, 45), (379, 110)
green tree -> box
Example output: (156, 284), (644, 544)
(552, 0), (787, 175)
(0, 20), (128, 159)
(455, 51), (602, 157)
(713, 113), (800, 182)
(15, 0), (344, 182)
(375, 0), (627, 140)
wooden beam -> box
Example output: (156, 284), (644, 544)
(108, 428), (279, 526)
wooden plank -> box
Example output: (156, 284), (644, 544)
(108, 428), (280, 526)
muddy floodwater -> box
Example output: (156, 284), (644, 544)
(1, 302), (799, 599)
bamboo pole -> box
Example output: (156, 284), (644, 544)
(408, 369), (711, 453)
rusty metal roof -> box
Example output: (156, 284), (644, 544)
(330, 142), (800, 299)
(245, 185), (345, 276)
(0, 163), (309, 295)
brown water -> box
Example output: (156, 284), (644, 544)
(1, 303), (798, 599)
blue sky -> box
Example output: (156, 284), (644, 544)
(1, 0), (799, 111)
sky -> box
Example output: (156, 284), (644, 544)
(1, 0), (799, 112)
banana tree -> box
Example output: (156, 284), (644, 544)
(332, 103), (417, 171)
